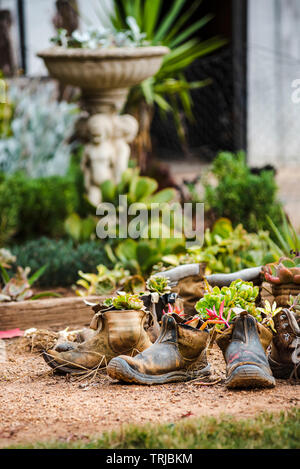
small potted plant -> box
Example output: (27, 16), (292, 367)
(43, 291), (153, 374)
(143, 275), (183, 319)
(262, 254), (300, 307)
(140, 275), (183, 340)
(184, 279), (261, 339)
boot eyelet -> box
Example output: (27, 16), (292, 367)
(280, 314), (287, 320)
(283, 333), (290, 341)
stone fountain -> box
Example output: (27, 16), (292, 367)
(38, 46), (169, 206)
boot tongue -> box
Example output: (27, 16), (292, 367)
(232, 311), (257, 342)
(157, 314), (178, 343)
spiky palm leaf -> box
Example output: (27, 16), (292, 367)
(98, 0), (226, 142)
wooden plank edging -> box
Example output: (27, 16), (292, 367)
(0, 295), (105, 331)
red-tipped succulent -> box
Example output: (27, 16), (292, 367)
(184, 300), (231, 330)
(262, 256), (300, 285)
(164, 303), (185, 317)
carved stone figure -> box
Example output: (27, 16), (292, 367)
(81, 113), (138, 206)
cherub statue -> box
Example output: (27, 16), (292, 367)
(81, 113), (138, 206)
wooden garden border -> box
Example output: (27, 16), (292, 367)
(0, 295), (105, 331)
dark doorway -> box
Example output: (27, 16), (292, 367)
(151, 0), (248, 162)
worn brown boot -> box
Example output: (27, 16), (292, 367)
(268, 308), (300, 379)
(107, 314), (210, 384)
(217, 311), (275, 389)
(43, 309), (152, 374)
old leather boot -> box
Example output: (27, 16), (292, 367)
(107, 313), (210, 384)
(268, 308), (300, 379)
(217, 311), (275, 389)
(43, 309), (152, 374)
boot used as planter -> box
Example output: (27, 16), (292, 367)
(216, 311), (275, 389)
(155, 264), (263, 316)
(107, 313), (210, 385)
(262, 256), (300, 307)
(268, 308), (300, 379)
(142, 275), (184, 342)
(43, 301), (152, 375)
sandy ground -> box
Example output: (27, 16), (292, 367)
(0, 339), (299, 448)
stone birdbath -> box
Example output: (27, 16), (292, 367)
(38, 46), (169, 205)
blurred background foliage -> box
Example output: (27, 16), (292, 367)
(0, 0), (298, 290)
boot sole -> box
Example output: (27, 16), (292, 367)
(107, 357), (211, 385)
(226, 364), (275, 389)
(43, 351), (95, 375)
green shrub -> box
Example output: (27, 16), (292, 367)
(0, 171), (86, 244)
(204, 151), (283, 232)
(11, 237), (112, 287)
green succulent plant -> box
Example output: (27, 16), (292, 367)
(51, 17), (148, 48)
(103, 292), (144, 311)
(0, 264), (58, 302)
(76, 264), (130, 296)
(123, 275), (146, 294)
(262, 256), (300, 285)
(152, 218), (280, 275)
(64, 213), (97, 243)
(288, 294), (300, 314)
(256, 300), (282, 333)
(194, 279), (260, 326)
(267, 208), (300, 257)
(99, 167), (176, 207)
(146, 275), (171, 295)
(0, 248), (16, 269)
(105, 237), (186, 278)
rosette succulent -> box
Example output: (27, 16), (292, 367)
(0, 264), (55, 302)
(146, 276), (171, 295)
(103, 293), (144, 311)
(262, 256), (300, 285)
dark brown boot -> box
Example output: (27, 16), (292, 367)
(217, 311), (275, 389)
(43, 309), (152, 374)
(107, 314), (210, 384)
(268, 308), (300, 379)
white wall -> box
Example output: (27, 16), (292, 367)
(0, 0), (113, 76)
(0, 0), (20, 68)
(247, 0), (300, 167)
(25, 0), (56, 76)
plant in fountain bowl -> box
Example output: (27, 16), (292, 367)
(262, 255), (300, 307)
(51, 17), (148, 49)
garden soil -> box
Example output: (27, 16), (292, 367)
(0, 338), (299, 448)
